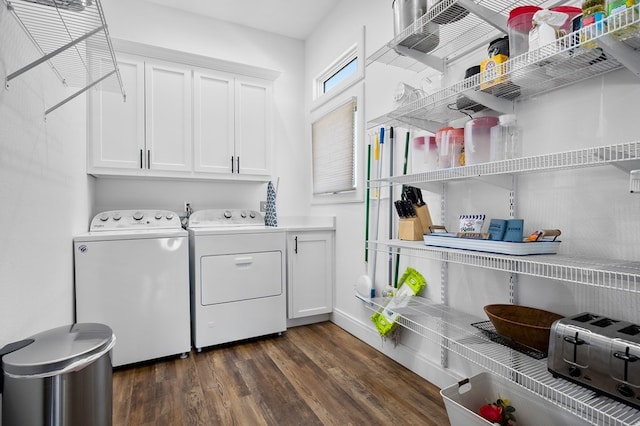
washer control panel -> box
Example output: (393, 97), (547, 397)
(187, 209), (264, 228)
(89, 210), (181, 231)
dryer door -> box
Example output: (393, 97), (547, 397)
(200, 251), (283, 305)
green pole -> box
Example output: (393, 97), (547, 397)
(365, 144), (372, 262)
(394, 131), (411, 287)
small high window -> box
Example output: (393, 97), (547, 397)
(322, 58), (358, 94)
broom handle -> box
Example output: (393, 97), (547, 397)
(365, 144), (372, 263)
(370, 128), (385, 292)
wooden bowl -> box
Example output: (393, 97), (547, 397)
(484, 304), (564, 352)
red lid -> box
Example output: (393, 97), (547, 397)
(469, 116), (499, 128)
(508, 5), (543, 24)
(550, 6), (581, 13)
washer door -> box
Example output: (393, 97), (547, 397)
(200, 251), (283, 305)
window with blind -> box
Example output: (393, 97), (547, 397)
(311, 98), (357, 196)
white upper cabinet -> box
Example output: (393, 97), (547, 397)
(234, 77), (272, 176)
(144, 61), (193, 172)
(88, 45), (277, 181)
(88, 55), (145, 172)
(193, 70), (273, 177)
(193, 70), (235, 174)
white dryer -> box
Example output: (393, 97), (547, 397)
(74, 210), (191, 367)
(187, 209), (286, 351)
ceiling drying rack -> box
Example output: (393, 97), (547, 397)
(3, 0), (125, 116)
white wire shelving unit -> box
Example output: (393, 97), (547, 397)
(365, 3), (640, 424)
(369, 141), (640, 189)
(3, 0), (125, 115)
(367, 141), (640, 293)
(369, 5), (640, 132)
(364, 297), (640, 425)
(368, 240), (640, 293)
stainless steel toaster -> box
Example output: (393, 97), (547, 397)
(548, 313), (640, 409)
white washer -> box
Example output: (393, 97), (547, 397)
(187, 209), (286, 351)
(74, 210), (191, 367)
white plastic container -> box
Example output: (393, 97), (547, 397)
(490, 114), (521, 161)
(424, 135), (438, 171)
(440, 372), (591, 426)
(464, 116), (498, 165)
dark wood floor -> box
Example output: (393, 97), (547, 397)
(113, 321), (449, 425)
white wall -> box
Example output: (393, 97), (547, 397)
(306, 0), (640, 388)
(96, 0), (307, 216)
(0, 7), (92, 345)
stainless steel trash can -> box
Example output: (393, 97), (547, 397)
(0, 323), (115, 426)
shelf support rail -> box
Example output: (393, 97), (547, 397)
(96, 0), (125, 103)
(44, 69), (116, 116)
(596, 35), (640, 79)
(455, 0), (507, 33)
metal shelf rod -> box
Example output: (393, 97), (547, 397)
(6, 25), (103, 83)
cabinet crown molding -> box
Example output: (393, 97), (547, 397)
(111, 38), (281, 81)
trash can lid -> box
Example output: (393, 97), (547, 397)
(1, 323), (115, 378)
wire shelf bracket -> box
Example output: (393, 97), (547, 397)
(3, 0), (126, 116)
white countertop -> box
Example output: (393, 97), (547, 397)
(276, 216), (335, 231)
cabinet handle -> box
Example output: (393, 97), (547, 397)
(231, 156), (234, 173)
(294, 236), (298, 253)
(147, 150), (150, 169)
(139, 149), (143, 169)
(237, 156), (240, 174)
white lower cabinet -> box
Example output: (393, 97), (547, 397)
(287, 231), (334, 319)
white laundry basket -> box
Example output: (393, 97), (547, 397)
(440, 372), (590, 426)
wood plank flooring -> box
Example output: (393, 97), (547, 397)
(113, 321), (450, 425)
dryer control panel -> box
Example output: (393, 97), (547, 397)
(187, 209), (264, 228)
(89, 210), (182, 231)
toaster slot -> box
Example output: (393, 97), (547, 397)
(610, 340), (640, 388)
(573, 313), (599, 323)
(591, 317), (619, 328)
(561, 327), (591, 369)
(619, 324), (640, 337)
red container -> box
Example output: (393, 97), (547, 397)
(507, 5), (543, 57)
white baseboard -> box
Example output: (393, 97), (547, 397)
(330, 307), (460, 389)
(287, 313), (330, 328)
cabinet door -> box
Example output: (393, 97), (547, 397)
(235, 77), (272, 176)
(287, 231), (334, 319)
(145, 61), (192, 172)
(193, 70), (235, 174)
(88, 55), (145, 171)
